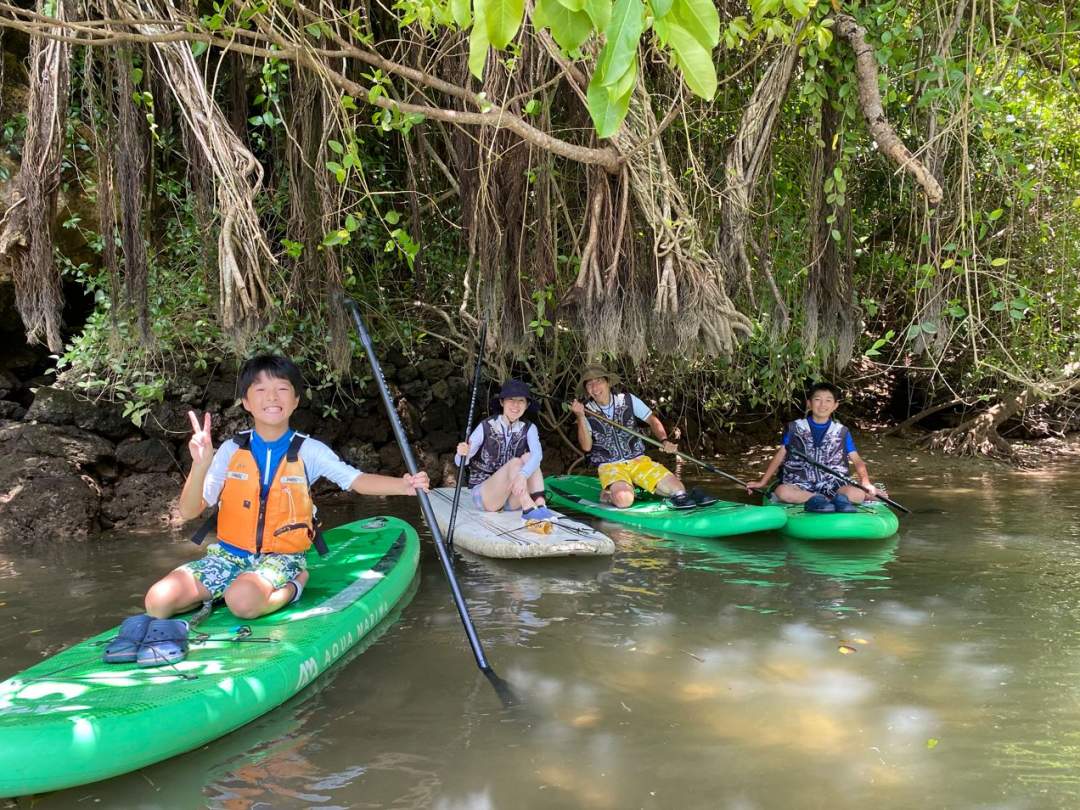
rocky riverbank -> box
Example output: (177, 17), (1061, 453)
(0, 348), (596, 546)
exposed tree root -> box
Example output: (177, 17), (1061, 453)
(922, 387), (1033, 459)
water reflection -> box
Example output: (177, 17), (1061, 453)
(8, 449), (1080, 807)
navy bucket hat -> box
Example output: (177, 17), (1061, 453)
(490, 379), (537, 416)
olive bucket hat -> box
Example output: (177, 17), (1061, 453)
(577, 365), (622, 398)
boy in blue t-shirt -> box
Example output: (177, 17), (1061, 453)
(747, 383), (878, 513)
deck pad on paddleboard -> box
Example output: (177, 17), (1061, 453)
(0, 516), (420, 798)
(772, 498), (899, 540)
(545, 475), (787, 539)
(429, 487), (614, 558)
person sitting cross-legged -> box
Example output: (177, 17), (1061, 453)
(746, 382), (879, 513)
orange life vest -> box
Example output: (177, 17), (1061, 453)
(192, 433), (328, 555)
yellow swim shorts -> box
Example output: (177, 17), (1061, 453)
(597, 455), (673, 494)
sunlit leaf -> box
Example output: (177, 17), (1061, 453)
(486, 0), (525, 48)
(664, 21), (716, 98)
(596, 0), (645, 86)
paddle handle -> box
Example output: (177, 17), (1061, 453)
(345, 299), (493, 673)
(785, 446), (910, 514)
(560, 400), (754, 490)
(447, 320), (487, 549)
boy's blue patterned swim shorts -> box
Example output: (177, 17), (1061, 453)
(179, 543), (307, 599)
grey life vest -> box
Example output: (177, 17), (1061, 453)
(781, 418), (850, 486)
(468, 416), (532, 487)
(585, 393), (645, 466)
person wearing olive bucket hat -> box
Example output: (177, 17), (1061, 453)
(570, 365), (717, 509)
(455, 379), (555, 520)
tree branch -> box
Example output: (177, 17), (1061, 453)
(836, 13), (944, 206)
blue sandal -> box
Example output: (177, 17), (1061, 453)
(689, 487), (718, 507)
(137, 619), (190, 668)
(102, 613), (153, 664)
(832, 494), (858, 513)
(522, 505), (555, 521)
(805, 494), (836, 513)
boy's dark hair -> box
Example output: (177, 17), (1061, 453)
(238, 355), (305, 398)
(807, 381), (842, 401)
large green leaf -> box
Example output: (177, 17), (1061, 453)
(665, 20), (717, 98)
(451, 0), (472, 28)
(469, 0), (491, 78)
(597, 0), (645, 86)
(535, 0), (594, 51)
(486, 0), (525, 49)
(555, 0), (587, 11)
(652, 0), (674, 20)
(583, 0), (611, 31)
(670, 0), (719, 49)
(587, 61), (636, 137)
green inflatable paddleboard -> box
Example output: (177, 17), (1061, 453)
(546, 475), (787, 538)
(0, 516), (420, 799)
(772, 499), (899, 540)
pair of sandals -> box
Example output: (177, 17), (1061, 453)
(102, 614), (189, 667)
(668, 487), (718, 510)
(805, 493), (858, 513)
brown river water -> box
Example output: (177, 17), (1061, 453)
(3, 441), (1080, 808)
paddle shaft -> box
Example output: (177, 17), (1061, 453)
(785, 446), (911, 514)
(563, 400), (755, 490)
(345, 300), (493, 673)
(447, 320), (487, 549)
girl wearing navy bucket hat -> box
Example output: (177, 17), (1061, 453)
(455, 379), (555, 520)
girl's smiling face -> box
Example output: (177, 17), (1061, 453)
(501, 396), (528, 422)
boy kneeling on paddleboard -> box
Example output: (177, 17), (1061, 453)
(747, 382), (881, 513)
(103, 355), (429, 668)
(570, 365), (716, 509)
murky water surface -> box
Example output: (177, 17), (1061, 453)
(3, 442), (1080, 808)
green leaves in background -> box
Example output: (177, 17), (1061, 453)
(661, 19), (717, 98)
(586, 0), (645, 137)
(583, 0), (611, 30)
(587, 59), (637, 138)
(655, 0), (720, 100)
(468, 0), (490, 78)
(451, 0), (471, 28)
(652, 0), (674, 21)
(486, 0), (525, 48)
(596, 0), (646, 84)
(534, 0), (593, 52)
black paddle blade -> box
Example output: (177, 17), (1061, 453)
(483, 666), (520, 708)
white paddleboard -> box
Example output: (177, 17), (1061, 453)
(428, 487), (615, 558)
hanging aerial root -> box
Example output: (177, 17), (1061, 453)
(0, 0), (71, 351)
(717, 33), (801, 295)
(113, 0), (275, 331)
